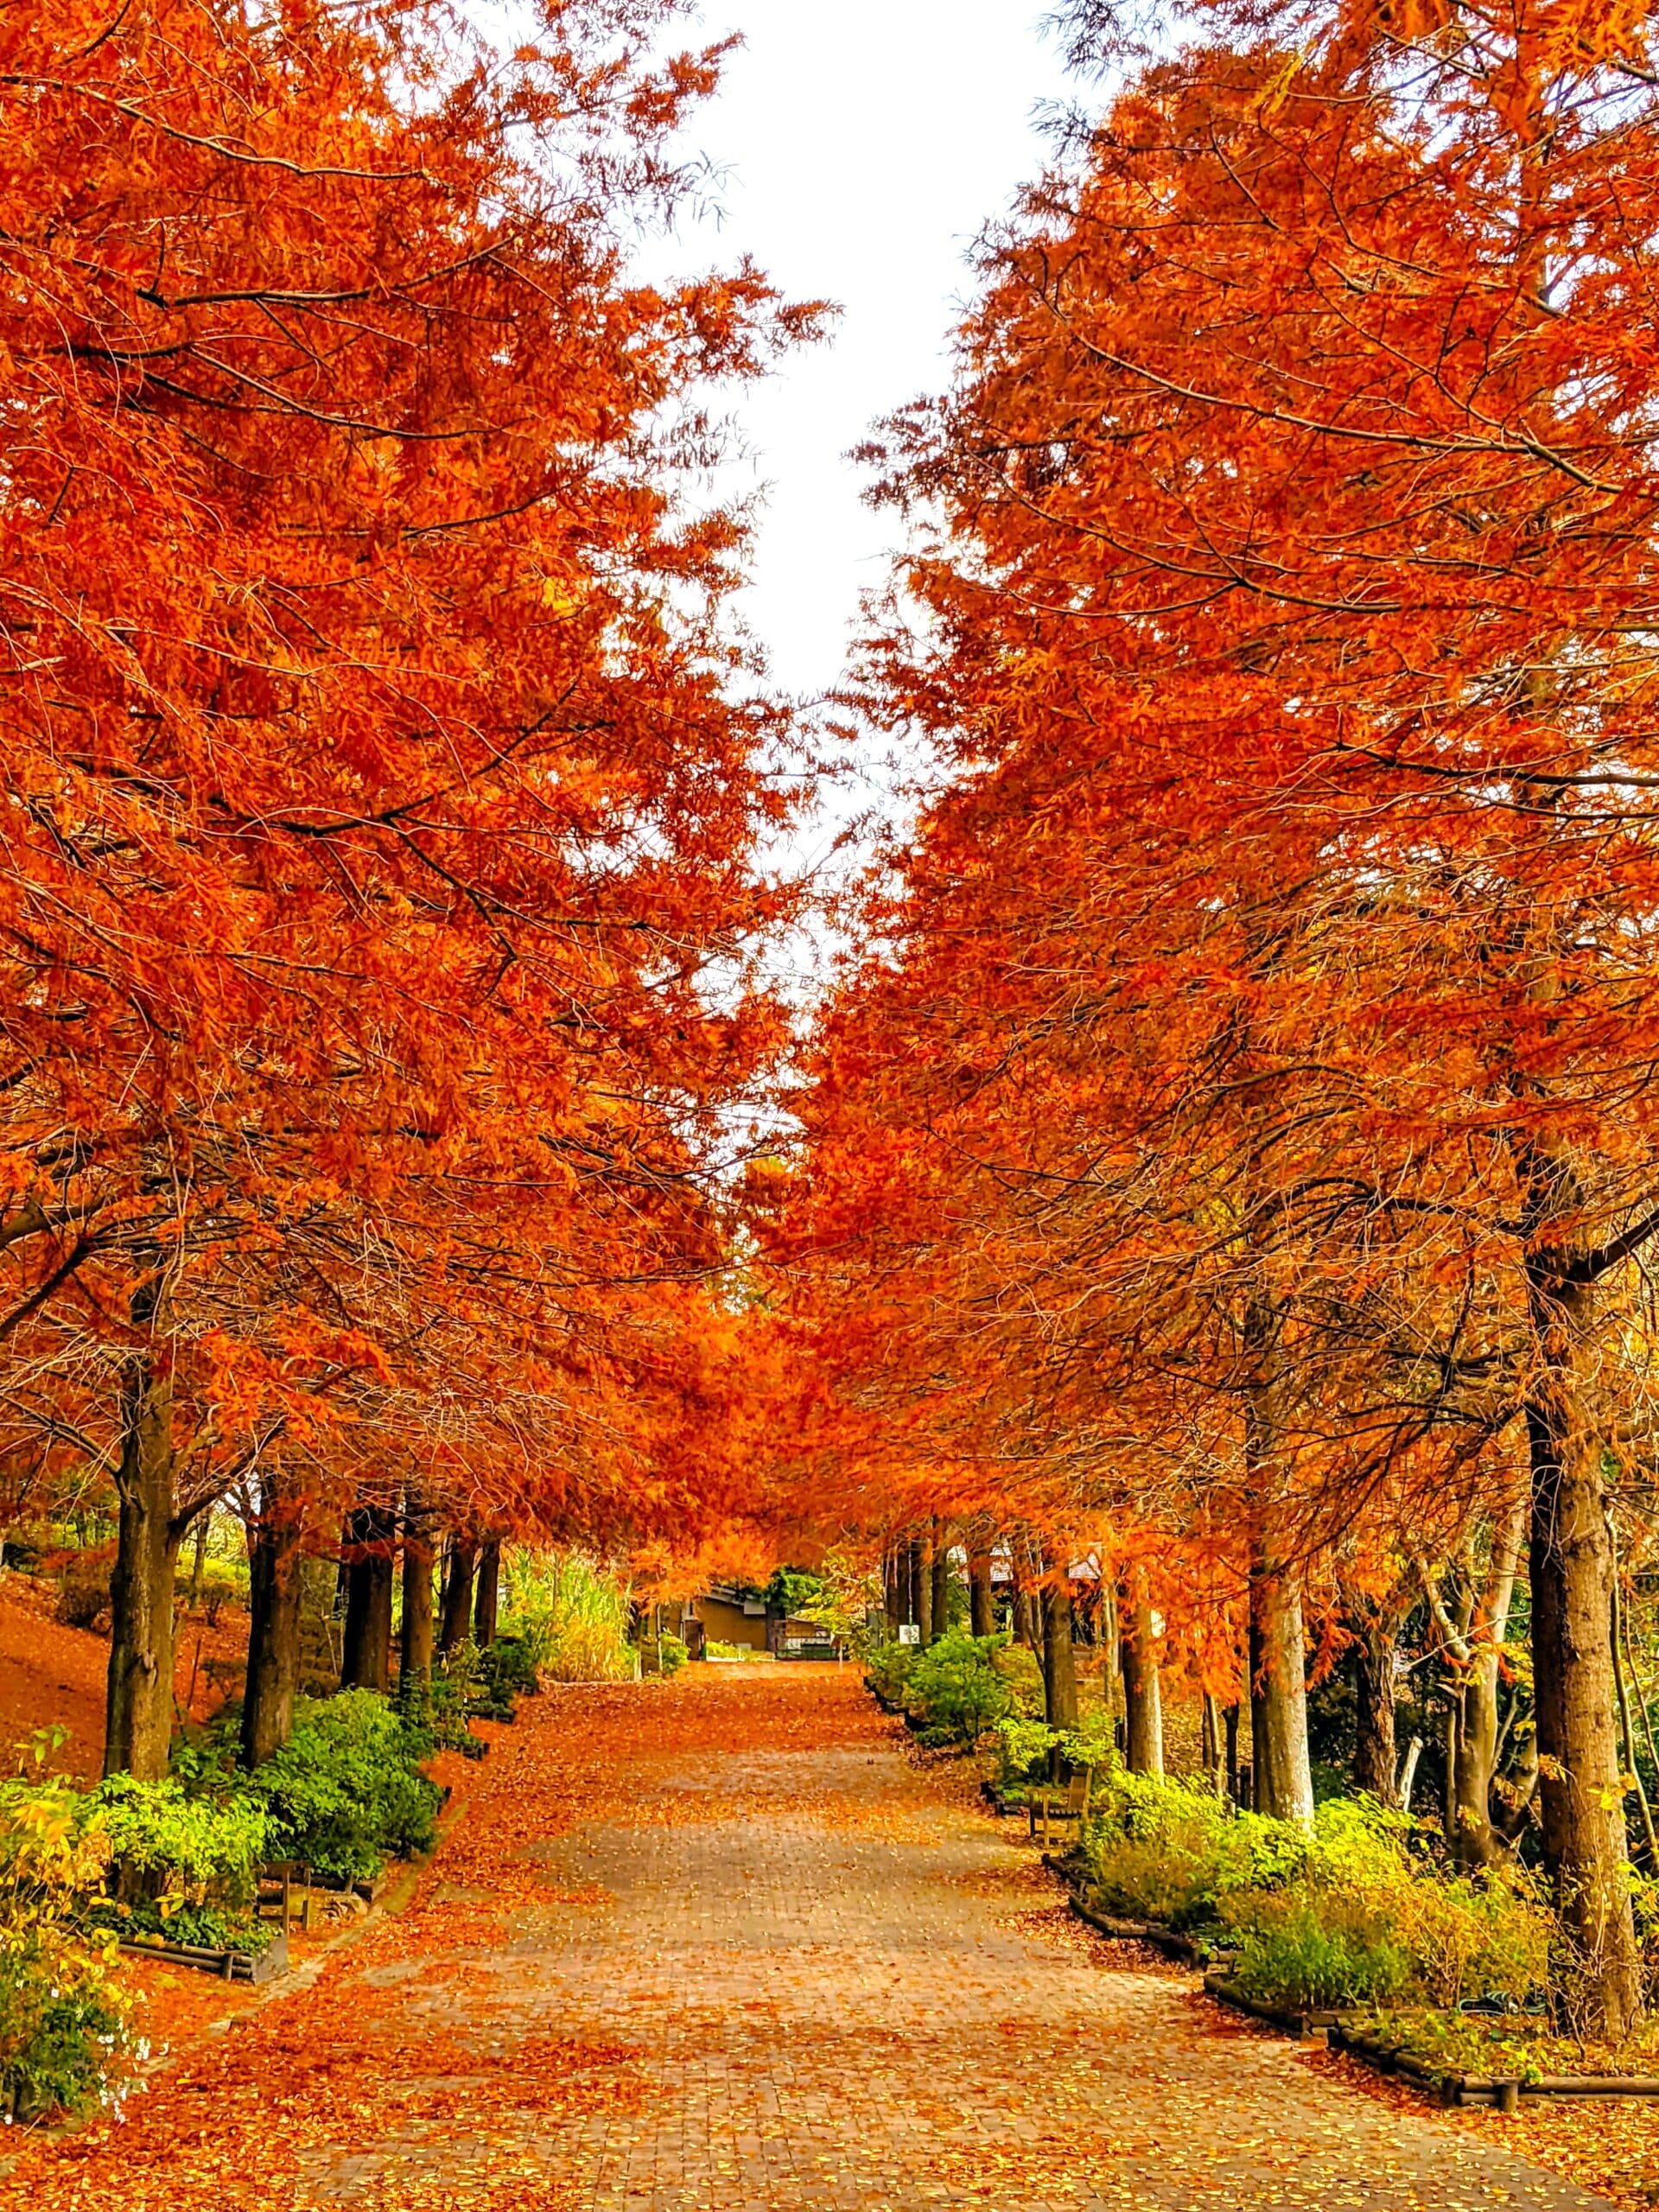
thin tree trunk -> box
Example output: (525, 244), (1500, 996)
(1351, 1617), (1400, 1807)
(440, 1532), (477, 1653)
(188, 1510), (211, 1606)
(1224, 1700), (1242, 1805)
(1526, 1263), (1643, 2038)
(930, 1531), (950, 1643)
(916, 1536), (934, 1644)
(1201, 1692), (1223, 1792)
(1121, 1570), (1163, 1775)
(885, 1547), (903, 1634)
(969, 1542), (994, 1639)
(104, 1281), (185, 1781)
(242, 1484), (304, 1766)
(1012, 1577), (1037, 1649)
(474, 1538), (501, 1647)
(340, 1504), (396, 1691)
(400, 1491), (435, 1691)
(1041, 1565), (1078, 1730)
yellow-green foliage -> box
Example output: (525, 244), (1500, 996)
(503, 1550), (633, 1682)
(1080, 1767), (1548, 2012)
(0, 1747), (131, 2117)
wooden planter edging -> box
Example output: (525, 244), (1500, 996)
(1202, 1972), (1344, 2044)
(1330, 2024), (1659, 2110)
(1071, 1896), (1218, 1969)
(118, 1927), (289, 1986)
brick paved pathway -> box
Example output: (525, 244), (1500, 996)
(5, 1666), (1615, 2211)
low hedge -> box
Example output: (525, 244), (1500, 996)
(1078, 1767), (1549, 2014)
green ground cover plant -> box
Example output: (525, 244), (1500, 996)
(1078, 1767), (1550, 2011)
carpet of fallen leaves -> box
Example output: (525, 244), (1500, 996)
(2, 1662), (1649, 2211)
(0, 1576), (253, 1779)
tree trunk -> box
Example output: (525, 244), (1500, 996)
(1527, 1268), (1642, 2037)
(1351, 1618), (1400, 1807)
(474, 1539), (501, 1647)
(1041, 1567), (1078, 1730)
(1012, 1579), (1037, 1649)
(340, 1504), (396, 1691)
(969, 1543), (994, 1639)
(242, 1486), (304, 1767)
(104, 1299), (184, 1781)
(884, 1547), (903, 1634)
(440, 1532), (477, 1653)
(930, 1534), (950, 1643)
(1224, 1700), (1242, 1805)
(916, 1536), (934, 1644)
(1121, 1572), (1163, 1775)
(400, 1494), (435, 1690)
(1201, 1692), (1224, 1791)
(188, 1510), (211, 1606)
(1249, 1539), (1314, 1824)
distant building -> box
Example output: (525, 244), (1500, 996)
(683, 1584), (840, 1660)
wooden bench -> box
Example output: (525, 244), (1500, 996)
(1027, 1767), (1092, 1847)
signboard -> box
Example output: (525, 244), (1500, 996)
(897, 1623), (921, 1646)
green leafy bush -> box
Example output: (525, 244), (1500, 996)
(864, 1643), (916, 1706)
(1079, 1771), (1550, 2010)
(0, 1771), (130, 2118)
(477, 1634), (541, 1708)
(994, 1715), (1058, 1793)
(639, 1632), (688, 1678)
(249, 1691), (440, 1883)
(903, 1630), (1014, 1747)
(991, 1641), (1046, 1719)
(94, 1774), (268, 1912)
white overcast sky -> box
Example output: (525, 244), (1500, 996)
(658, 2), (1075, 708)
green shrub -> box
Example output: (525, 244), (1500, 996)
(478, 1634), (541, 1707)
(0, 1771), (130, 2118)
(864, 1643), (916, 1705)
(995, 1715), (1058, 1789)
(248, 1691), (439, 1883)
(639, 1633), (688, 1678)
(904, 1630), (1014, 1747)
(1230, 1897), (1414, 2011)
(990, 1641), (1047, 1719)
(1077, 1771), (1550, 2012)
(93, 1774), (268, 1912)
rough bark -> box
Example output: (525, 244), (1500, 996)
(1422, 1499), (1525, 1865)
(474, 1538), (501, 1647)
(1351, 1618), (1401, 1808)
(1040, 1568), (1078, 1730)
(1242, 1292), (1315, 1824)
(930, 1535), (950, 1643)
(1121, 1571), (1163, 1776)
(1249, 1546), (1314, 1824)
(969, 1543), (994, 1639)
(1012, 1579), (1037, 1649)
(400, 1493), (435, 1690)
(340, 1503), (396, 1691)
(104, 1286), (185, 1780)
(1527, 1268), (1642, 2037)
(440, 1532), (477, 1653)
(242, 1485), (304, 1767)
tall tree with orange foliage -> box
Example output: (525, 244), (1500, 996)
(0, 0), (817, 1774)
(785, 0), (1659, 2031)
